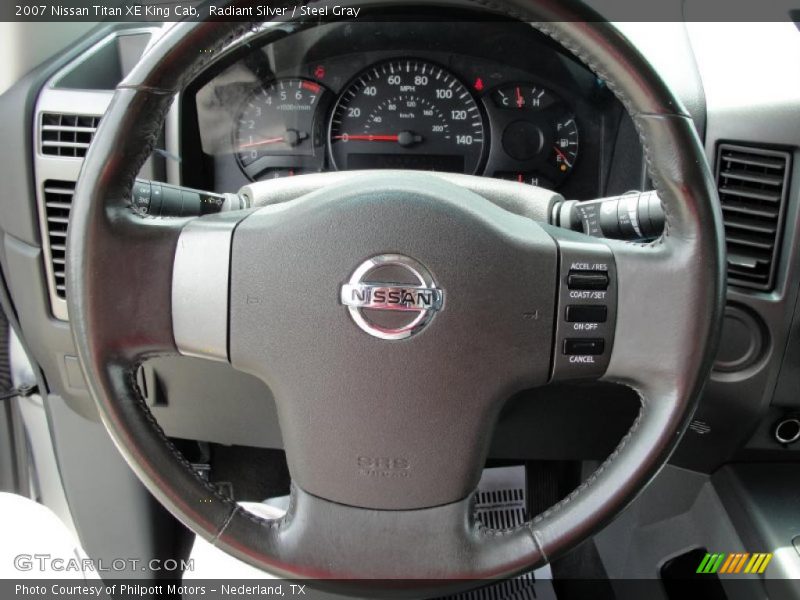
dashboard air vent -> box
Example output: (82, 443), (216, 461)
(43, 180), (75, 299)
(40, 113), (100, 158)
(717, 144), (791, 291)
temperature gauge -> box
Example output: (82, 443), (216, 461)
(496, 171), (555, 190)
(491, 84), (556, 111)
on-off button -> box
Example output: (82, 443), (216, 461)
(566, 305), (607, 323)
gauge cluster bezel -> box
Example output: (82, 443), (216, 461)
(180, 18), (627, 200)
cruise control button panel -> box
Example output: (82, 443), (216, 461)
(551, 237), (617, 380)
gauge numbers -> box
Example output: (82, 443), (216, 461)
(235, 78), (329, 181)
(329, 60), (486, 175)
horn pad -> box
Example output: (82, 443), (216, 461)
(228, 173), (557, 509)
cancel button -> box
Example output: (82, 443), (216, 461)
(563, 338), (605, 356)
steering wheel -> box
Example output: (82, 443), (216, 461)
(66, 0), (724, 591)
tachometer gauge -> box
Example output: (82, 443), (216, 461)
(234, 78), (329, 181)
(329, 60), (486, 175)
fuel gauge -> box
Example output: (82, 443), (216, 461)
(553, 116), (579, 176)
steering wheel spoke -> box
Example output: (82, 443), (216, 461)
(548, 232), (618, 383)
(600, 241), (676, 394)
(171, 212), (248, 362)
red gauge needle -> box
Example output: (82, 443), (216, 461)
(553, 145), (573, 168)
(515, 86), (524, 108)
(239, 136), (285, 149)
(334, 131), (424, 146)
(334, 134), (399, 142)
(239, 129), (308, 150)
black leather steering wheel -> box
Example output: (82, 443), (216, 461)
(66, 0), (724, 592)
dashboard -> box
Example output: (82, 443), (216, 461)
(181, 19), (631, 200)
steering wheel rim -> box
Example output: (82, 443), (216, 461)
(66, 0), (725, 590)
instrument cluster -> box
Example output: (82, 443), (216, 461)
(187, 20), (621, 199)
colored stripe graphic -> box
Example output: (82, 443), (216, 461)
(759, 554), (773, 573)
(720, 553), (737, 573)
(745, 553), (773, 574)
(696, 553), (713, 573)
(697, 553), (726, 574)
(700, 552), (773, 575)
(720, 553), (748, 574)
(734, 553), (750, 573)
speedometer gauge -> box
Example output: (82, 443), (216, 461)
(329, 60), (486, 175)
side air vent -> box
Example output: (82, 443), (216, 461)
(40, 113), (100, 158)
(42, 180), (75, 299)
(717, 144), (791, 291)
